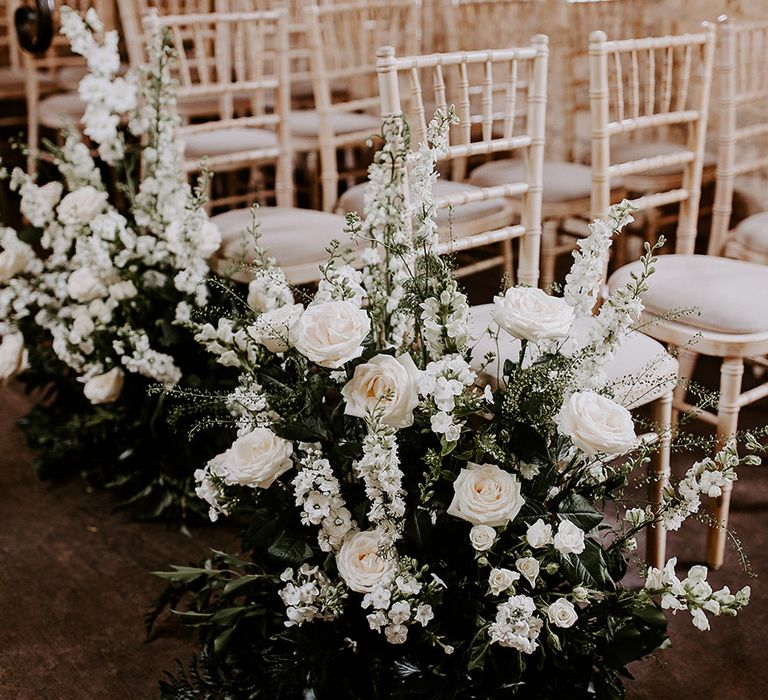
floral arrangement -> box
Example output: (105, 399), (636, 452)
(153, 111), (761, 698)
(0, 8), (236, 519)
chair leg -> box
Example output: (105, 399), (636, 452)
(540, 219), (558, 289)
(647, 391), (672, 568)
(671, 346), (698, 431)
(319, 145), (339, 213)
(706, 357), (744, 569)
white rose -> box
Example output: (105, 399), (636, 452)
(83, 367), (124, 404)
(525, 519), (553, 548)
(336, 530), (396, 593)
(341, 353), (421, 428)
(20, 181), (63, 226)
(196, 220), (222, 259)
(292, 300), (371, 369)
(0, 332), (28, 380)
(547, 598), (578, 628)
(488, 567), (520, 595)
(515, 557), (540, 587)
(553, 521), (586, 555)
(555, 391), (638, 457)
(447, 462), (524, 527)
(67, 267), (104, 302)
(248, 304), (304, 353)
(221, 427), (293, 488)
(57, 186), (108, 226)
(492, 287), (574, 343)
(0, 243), (34, 283)
(469, 524), (496, 551)
(108, 280), (137, 301)
(72, 313), (95, 338)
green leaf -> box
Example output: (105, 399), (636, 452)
(556, 494), (603, 531)
(223, 574), (263, 596)
(152, 565), (210, 582)
(557, 540), (614, 590)
(213, 624), (236, 657)
(268, 530), (313, 564)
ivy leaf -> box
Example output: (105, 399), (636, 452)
(557, 540), (614, 590)
(268, 530), (313, 564)
(556, 494), (603, 531)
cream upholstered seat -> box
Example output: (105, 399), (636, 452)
(183, 128), (279, 159)
(612, 141), (717, 177)
(38, 91), (85, 129)
(470, 160), (593, 204)
(211, 207), (359, 285)
(608, 255), (768, 336)
(723, 212), (768, 264)
(338, 179), (515, 238)
(287, 110), (381, 140)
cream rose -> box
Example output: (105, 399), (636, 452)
(335, 530), (395, 593)
(553, 521), (586, 555)
(248, 304), (304, 353)
(341, 353), (420, 428)
(0, 242), (34, 283)
(447, 462), (524, 527)
(492, 287), (574, 343)
(83, 367), (124, 404)
(222, 427), (293, 488)
(0, 332), (28, 381)
(526, 519), (553, 548)
(57, 186), (108, 226)
(547, 598), (578, 628)
(67, 267), (104, 302)
(469, 524), (497, 551)
(292, 300), (371, 369)
(489, 567), (520, 595)
(555, 391), (638, 457)
(515, 557), (540, 587)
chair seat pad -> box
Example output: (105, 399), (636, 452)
(338, 179), (510, 234)
(183, 127), (278, 159)
(469, 159), (593, 203)
(213, 206), (355, 279)
(728, 211), (768, 256)
(612, 140), (716, 177)
(469, 305), (677, 408)
(288, 110), (381, 138)
(38, 91), (84, 128)
(609, 254), (768, 335)
(55, 65), (89, 91)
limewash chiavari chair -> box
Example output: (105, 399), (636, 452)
(597, 23), (768, 569)
(305, 0), (422, 213)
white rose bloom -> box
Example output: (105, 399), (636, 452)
(108, 280), (138, 301)
(248, 304), (304, 353)
(336, 530), (396, 593)
(547, 598), (578, 628)
(492, 287), (574, 343)
(341, 353), (421, 428)
(57, 186), (108, 226)
(83, 367), (124, 404)
(447, 462), (525, 527)
(555, 391), (638, 457)
(489, 567), (520, 595)
(0, 332), (28, 381)
(292, 300), (371, 369)
(0, 244), (34, 283)
(469, 524), (496, 551)
(67, 267), (104, 302)
(525, 519), (553, 548)
(553, 521), (586, 555)
(515, 557), (540, 587)
(72, 313), (95, 339)
(221, 427), (293, 488)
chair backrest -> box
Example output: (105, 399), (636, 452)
(376, 37), (549, 286)
(306, 0), (422, 211)
(443, 0), (545, 53)
(589, 25), (716, 255)
(709, 16), (768, 255)
(149, 9), (294, 207)
(1, 0), (21, 72)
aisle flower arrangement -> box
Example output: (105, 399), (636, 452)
(0, 9), (236, 519)
(154, 112), (760, 698)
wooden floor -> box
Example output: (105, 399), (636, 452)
(1, 367), (766, 699)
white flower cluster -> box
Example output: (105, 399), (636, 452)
(488, 595), (544, 654)
(418, 354), (476, 443)
(115, 330), (182, 385)
(420, 280), (471, 359)
(194, 319), (253, 369)
(247, 266), (294, 313)
(226, 381), (270, 436)
(278, 564), (348, 628)
(316, 264), (367, 306)
(644, 558), (750, 631)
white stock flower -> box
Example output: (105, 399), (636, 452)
(20, 181), (63, 227)
(526, 519), (553, 548)
(67, 267), (104, 302)
(248, 304), (303, 353)
(83, 367), (124, 404)
(547, 598), (578, 628)
(555, 391), (638, 457)
(56, 186), (108, 226)
(469, 524), (496, 551)
(515, 557), (540, 587)
(292, 301), (371, 369)
(553, 521), (586, 555)
(221, 427), (293, 488)
(341, 353), (420, 428)
(492, 287), (574, 343)
(447, 463), (524, 527)
(489, 568), (520, 595)
(0, 241), (35, 283)
(0, 332), (28, 380)
(335, 530), (395, 593)
(196, 220), (222, 259)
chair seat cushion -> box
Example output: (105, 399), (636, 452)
(611, 140), (716, 176)
(469, 159), (593, 203)
(183, 127), (278, 158)
(38, 91), (85, 128)
(338, 179), (511, 235)
(213, 206), (356, 283)
(288, 110), (381, 138)
(609, 254), (768, 335)
(55, 65), (89, 91)
(469, 305), (677, 408)
(727, 211), (768, 256)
